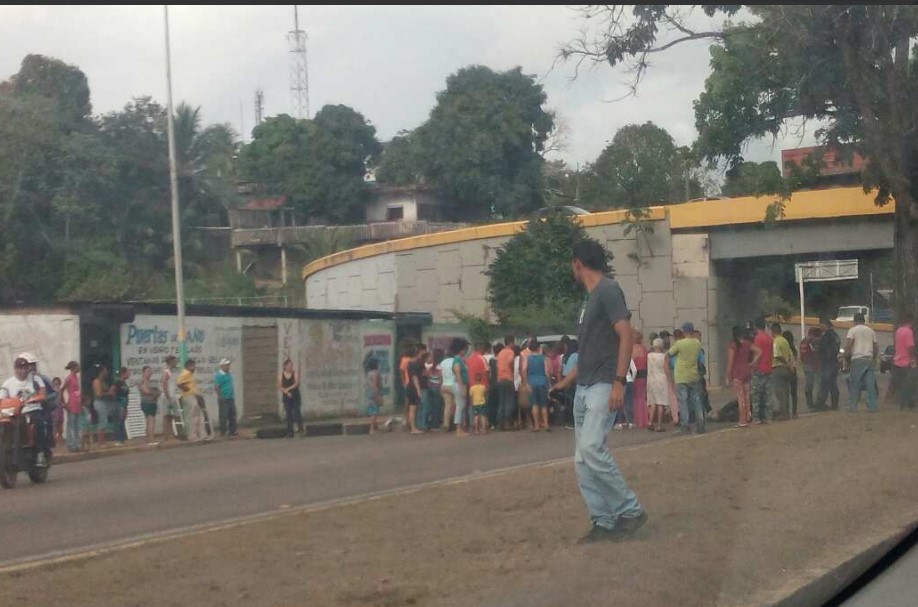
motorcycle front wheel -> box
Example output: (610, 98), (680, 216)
(0, 425), (17, 489)
(28, 464), (48, 484)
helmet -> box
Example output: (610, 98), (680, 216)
(17, 352), (38, 365)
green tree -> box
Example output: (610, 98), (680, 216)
(486, 214), (610, 329)
(313, 103), (382, 164)
(541, 159), (583, 207)
(563, 5), (918, 320)
(376, 131), (419, 186)
(581, 122), (702, 209)
(239, 105), (379, 223)
(721, 161), (787, 197)
(413, 65), (554, 220)
(9, 54), (91, 129)
(0, 54), (244, 304)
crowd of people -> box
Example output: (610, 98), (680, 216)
(16, 355), (243, 454)
(386, 335), (579, 437)
(381, 310), (918, 438)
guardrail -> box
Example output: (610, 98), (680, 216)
(231, 221), (468, 248)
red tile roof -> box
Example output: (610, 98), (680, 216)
(781, 146), (866, 178)
(241, 195), (287, 210)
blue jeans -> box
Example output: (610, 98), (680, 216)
(848, 358), (878, 412)
(218, 398), (237, 435)
(623, 382), (634, 425)
(65, 410), (81, 450)
(816, 366), (839, 410)
(111, 402), (127, 441)
(676, 381), (706, 433)
(751, 372), (772, 422)
(417, 389), (435, 430)
(574, 383), (644, 530)
(803, 369), (817, 410)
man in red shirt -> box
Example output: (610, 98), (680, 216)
(749, 318), (774, 424)
(496, 336), (517, 430)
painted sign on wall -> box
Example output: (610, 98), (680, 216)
(422, 323), (471, 356)
(120, 315), (244, 432)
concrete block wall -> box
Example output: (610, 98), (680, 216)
(670, 232), (728, 387)
(303, 218), (733, 384)
(306, 252), (397, 312)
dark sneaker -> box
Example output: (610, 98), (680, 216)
(577, 524), (620, 544)
(616, 511), (648, 536)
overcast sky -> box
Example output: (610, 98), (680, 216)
(1, 5), (817, 168)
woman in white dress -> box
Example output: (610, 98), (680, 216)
(646, 338), (672, 432)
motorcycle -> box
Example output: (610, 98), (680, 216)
(0, 395), (51, 488)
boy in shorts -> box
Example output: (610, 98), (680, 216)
(469, 373), (488, 435)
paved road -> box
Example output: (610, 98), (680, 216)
(0, 424), (679, 565)
(2, 373), (888, 567)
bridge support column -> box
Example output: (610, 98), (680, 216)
(281, 245), (288, 286)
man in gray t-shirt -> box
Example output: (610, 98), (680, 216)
(553, 238), (646, 543)
(576, 277), (631, 385)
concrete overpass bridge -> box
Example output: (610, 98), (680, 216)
(302, 187), (894, 385)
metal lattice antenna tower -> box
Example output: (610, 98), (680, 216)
(287, 5), (309, 119)
(254, 88), (265, 126)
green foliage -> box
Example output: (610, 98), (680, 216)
(10, 54), (91, 128)
(56, 241), (135, 302)
(313, 104), (383, 164)
(582, 122), (702, 209)
(239, 105), (379, 223)
(487, 213), (607, 327)
(410, 65), (554, 220)
(0, 55), (242, 304)
(566, 4), (918, 321)
(449, 311), (494, 347)
(295, 228), (352, 264)
(376, 132), (419, 186)
(185, 263), (259, 300)
(500, 297), (582, 335)
(753, 290), (795, 320)
(722, 161), (787, 197)
(541, 160), (583, 207)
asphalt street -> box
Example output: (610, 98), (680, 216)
(0, 422), (675, 565)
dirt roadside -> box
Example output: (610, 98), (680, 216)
(4, 410), (918, 607)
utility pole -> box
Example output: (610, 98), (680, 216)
(164, 5), (187, 364)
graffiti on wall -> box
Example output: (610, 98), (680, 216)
(282, 319), (396, 418)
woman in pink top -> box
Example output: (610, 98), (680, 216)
(631, 330), (650, 429)
(726, 326), (754, 426)
(61, 361), (83, 452)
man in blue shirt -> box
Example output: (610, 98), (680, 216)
(213, 358), (237, 437)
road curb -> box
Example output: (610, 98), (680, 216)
(52, 436), (237, 465)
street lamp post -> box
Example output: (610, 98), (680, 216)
(164, 5), (187, 363)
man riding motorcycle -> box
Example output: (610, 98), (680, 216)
(0, 355), (50, 467)
(20, 352), (56, 450)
